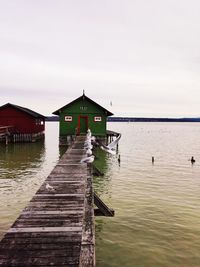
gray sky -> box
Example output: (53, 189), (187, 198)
(1, 0), (200, 117)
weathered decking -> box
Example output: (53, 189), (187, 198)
(0, 136), (95, 267)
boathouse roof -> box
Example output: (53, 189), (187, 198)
(52, 93), (113, 116)
(0, 103), (46, 118)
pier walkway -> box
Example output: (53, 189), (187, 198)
(0, 136), (95, 267)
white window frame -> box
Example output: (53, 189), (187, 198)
(64, 116), (73, 122)
(94, 116), (102, 122)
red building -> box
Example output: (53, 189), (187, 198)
(0, 103), (45, 142)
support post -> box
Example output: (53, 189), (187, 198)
(94, 192), (114, 217)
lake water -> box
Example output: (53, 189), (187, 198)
(0, 122), (200, 266)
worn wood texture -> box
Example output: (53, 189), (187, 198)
(79, 168), (95, 267)
(0, 136), (95, 267)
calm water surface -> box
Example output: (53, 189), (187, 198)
(1, 122), (200, 267)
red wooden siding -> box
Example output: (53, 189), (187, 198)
(0, 106), (45, 134)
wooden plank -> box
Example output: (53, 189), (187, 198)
(8, 227), (82, 233)
(34, 194), (85, 197)
(1, 237), (82, 245)
(3, 231), (82, 239)
(12, 222), (83, 228)
(21, 211), (84, 215)
(46, 177), (86, 181)
(24, 205), (84, 211)
(0, 256), (80, 266)
(45, 180), (85, 184)
(18, 215), (83, 220)
(0, 245), (80, 252)
(2, 232), (82, 243)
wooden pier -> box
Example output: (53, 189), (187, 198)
(0, 136), (95, 266)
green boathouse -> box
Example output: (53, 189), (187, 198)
(53, 93), (113, 144)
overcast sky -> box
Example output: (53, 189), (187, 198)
(1, 0), (200, 117)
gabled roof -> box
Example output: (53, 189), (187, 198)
(0, 103), (46, 118)
(52, 93), (113, 116)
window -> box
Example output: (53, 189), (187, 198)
(94, 116), (102, 122)
(64, 116), (73, 122)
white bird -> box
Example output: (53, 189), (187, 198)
(84, 139), (91, 145)
(100, 145), (116, 155)
(86, 148), (93, 156)
(98, 134), (121, 155)
(87, 128), (92, 138)
(106, 134), (121, 150)
(85, 135), (91, 142)
(46, 183), (55, 191)
(91, 136), (96, 142)
(84, 141), (93, 150)
(80, 155), (95, 164)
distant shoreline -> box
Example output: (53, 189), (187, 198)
(46, 116), (200, 122)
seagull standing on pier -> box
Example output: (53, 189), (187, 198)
(84, 128), (94, 150)
(87, 128), (92, 138)
(86, 148), (93, 156)
(82, 129), (96, 163)
(81, 155), (95, 164)
(84, 139), (93, 150)
(46, 183), (55, 191)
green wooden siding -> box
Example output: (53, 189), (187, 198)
(59, 98), (107, 136)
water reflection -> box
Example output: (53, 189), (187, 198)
(0, 141), (45, 180)
(93, 147), (119, 198)
(0, 141), (46, 239)
(93, 145), (120, 256)
(0, 122), (61, 240)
